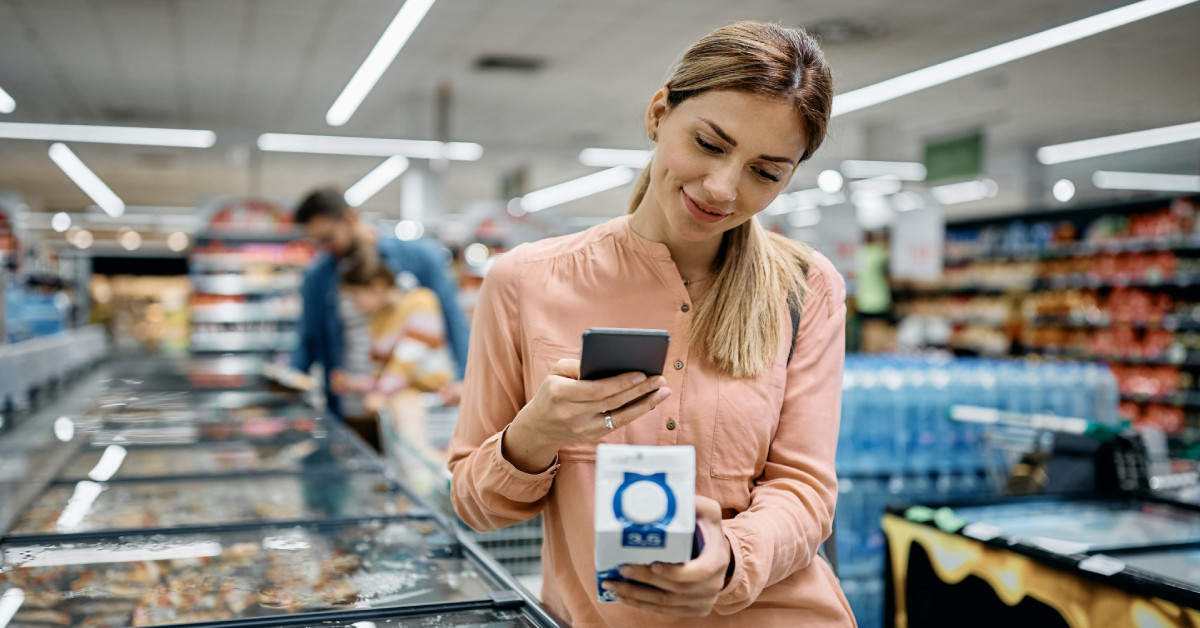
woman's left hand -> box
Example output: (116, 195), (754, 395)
(602, 495), (731, 617)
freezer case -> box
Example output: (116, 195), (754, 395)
(0, 518), (507, 627)
(884, 496), (1200, 627)
(948, 497), (1200, 553)
(57, 428), (377, 481)
(7, 472), (422, 537)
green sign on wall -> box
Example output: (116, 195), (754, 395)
(924, 132), (983, 182)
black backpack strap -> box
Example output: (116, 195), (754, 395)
(787, 299), (801, 366)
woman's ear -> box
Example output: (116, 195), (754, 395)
(644, 88), (670, 140)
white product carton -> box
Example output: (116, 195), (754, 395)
(595, 444), (696, 603)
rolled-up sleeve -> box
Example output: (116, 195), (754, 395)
(715, 259), (846, 614)
(447, 251), (558, 532)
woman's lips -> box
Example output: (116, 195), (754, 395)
(682, 190), (728, 224)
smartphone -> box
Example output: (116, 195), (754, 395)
(579, 328), (671, 381)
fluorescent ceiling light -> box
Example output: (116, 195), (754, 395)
(48, 143), (125, 217)
(841, 160), (927, 181)
(519, 167), (635, 213)
(344, 156), (410, 207)
(55, 480), (105, 531)
(257, 133), (482, 161)
(326, 0), (437, 126)
(1037, 120), (1200, 164)
(1093, 170), (1200, 192)
(0, 121), (215, 147)
(579, 148), (652, 168)
(0, 85), (15, 114)
(849, 176), (903, 196)
(832, 0), (1199, 117)
(931, 179), (998, 205)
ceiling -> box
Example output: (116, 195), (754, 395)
(0, 0), (1198, 245)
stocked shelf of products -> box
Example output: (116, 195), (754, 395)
(188, 233), (314, 387)
(894, 197), (1200, 440)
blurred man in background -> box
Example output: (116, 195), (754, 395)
(290, 188), (469, 420)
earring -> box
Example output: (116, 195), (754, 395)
(649, 131), (656, 142)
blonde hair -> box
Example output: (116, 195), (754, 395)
(628, 21), (834, 378)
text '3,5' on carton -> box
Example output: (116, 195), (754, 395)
(595, 444), (696, 603)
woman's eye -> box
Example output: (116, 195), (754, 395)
(755, 168), (781, 183)
(695, 136), (721, 153)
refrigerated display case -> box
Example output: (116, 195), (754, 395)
(883, 496), (1200, 627)
(0, 518), (508, 627)
(0, 354), (561, 627)
(57, 430), (377, 482)
(7, 472), (422, 536)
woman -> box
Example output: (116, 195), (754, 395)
(449, 21), (852, 627)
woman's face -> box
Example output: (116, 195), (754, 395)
(645, 89), (807, 244)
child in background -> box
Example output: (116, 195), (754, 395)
(333, 255), (454, 454)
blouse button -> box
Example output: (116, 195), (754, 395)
(674, 360), (684, 370)
(681, 303), (690, 313)
(666, 419), (677, 430)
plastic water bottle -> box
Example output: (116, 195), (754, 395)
(838, 367), (860, 475)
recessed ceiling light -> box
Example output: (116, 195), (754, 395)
(0, 85), (15, 114)
(256, 133), (482, 161)
(1093, 171), (1200, 192)
(48, 143), (125, 217)
(51, 212), (72, 233)
(841, 160), (927, 181)
(518, 167), (635, 213)
(931, 179), (998, 204)
(1052, 179), (1076, 202)
(344, 156), (410, 207)
(579, 148), (652, 169)
(167, 232), (190, 252)
(1037, 120), (1200, 164)
(832, 0), (1199, 116)
(326, 0), (438, 126)
(0, 121), (215, 147)
(817, 170), (844, 193)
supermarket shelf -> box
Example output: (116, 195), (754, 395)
(194, 229), (304, 243)
(1120, 392), (1200, 409)
(1029, 315), (1200, 331)
(191, 303), (300, 324)
(192, 275), (302, 295)
(190, 332), (298, 353)
(895, 284), (1032, 296)
(945, 233), (1200, 264)
(1031, 349), (1200, 368)
(898, 273), (1200, 297)
(191, 256), (309, 273)
(1034, 274), (1200, 291)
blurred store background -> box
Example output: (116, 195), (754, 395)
(1, 2), (1199, 627)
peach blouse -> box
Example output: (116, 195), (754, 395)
(448, 216), (854, 627)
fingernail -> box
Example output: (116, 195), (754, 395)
(654, 388), (672, 402)
(651, 563), (665, 574)
(631, 373), (647, 384)
(618, 567), (631, 577)
(602, 582), (616, 591)
(651, 377), (665, 389)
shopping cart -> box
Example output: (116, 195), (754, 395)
(379, 398), (545, 577)
(949, 405), (1198, 500)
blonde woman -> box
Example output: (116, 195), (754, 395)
(449, 21), (852, 627)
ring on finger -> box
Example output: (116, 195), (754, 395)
(604, 414), (614, 430)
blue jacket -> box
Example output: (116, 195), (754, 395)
(290, 236), (470, 416)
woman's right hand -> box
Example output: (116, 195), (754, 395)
(501, 359), (671, 474)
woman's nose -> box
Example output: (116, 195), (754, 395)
(704, 163), (739, 202)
